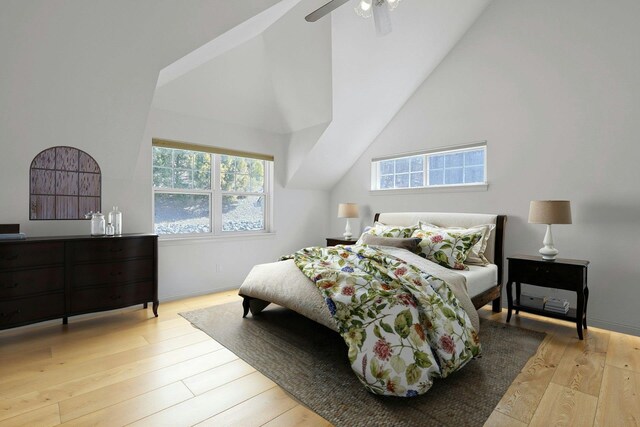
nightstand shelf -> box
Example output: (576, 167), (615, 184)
(507, 255), (589, 340)
(326, 237), (356, 246)
(512, 302), (577, 323)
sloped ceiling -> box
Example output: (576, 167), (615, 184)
(153, 0), (332, 134)
(152, 0), (491, 189)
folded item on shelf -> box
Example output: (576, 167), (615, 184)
(0, 233), (26, 240)
(520, 293), (546, 310)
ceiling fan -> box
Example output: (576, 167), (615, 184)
(305, 0), (402, 36)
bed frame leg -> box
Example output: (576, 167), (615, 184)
(242, 296), (251, 318)
(492, 295), (502, 313)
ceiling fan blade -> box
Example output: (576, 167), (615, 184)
(305, 0), (350, 22)
(372, 0), (392, 36)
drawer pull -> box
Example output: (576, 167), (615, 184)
(110, 248), (123, 253)
(3, 283), (19, 289)
(110, 295), (122, 300)
(3, 255), (18, 261)
(110, 271), (122, 277)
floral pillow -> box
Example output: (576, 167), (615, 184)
(356, 222), (417, 245)
(411, 226), (483, 270)
(420, 222), (496, 266)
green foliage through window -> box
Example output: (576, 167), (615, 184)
(152, 146), (270, 235)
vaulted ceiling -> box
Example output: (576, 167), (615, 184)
(153, 0), (491, 189)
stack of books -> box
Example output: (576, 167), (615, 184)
(544, 297), (570, 314)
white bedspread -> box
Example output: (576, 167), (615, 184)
(239, 246), (480, 332)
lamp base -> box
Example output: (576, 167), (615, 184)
(539, 246), (558, 261)
(539, 224), (558, 261)
(343, 218), (352, 240)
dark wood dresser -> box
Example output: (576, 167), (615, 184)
(0, 234), (158, 330)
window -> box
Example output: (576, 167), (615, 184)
(152, 140), (272, 236)
(371, 143), (486, 191)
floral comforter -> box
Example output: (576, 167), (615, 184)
(285, 244), (481, 397)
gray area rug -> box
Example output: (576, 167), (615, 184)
(181, 302), (545, 427)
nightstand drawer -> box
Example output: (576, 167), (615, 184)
(509, 259), (584, 291)
(326, 237), (356, 246)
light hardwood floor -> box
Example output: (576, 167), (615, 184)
(0, 291), (637, 426)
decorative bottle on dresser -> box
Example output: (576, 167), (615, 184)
(108, 206), (122, 235)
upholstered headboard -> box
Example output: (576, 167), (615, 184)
(374, 212), (507, 284)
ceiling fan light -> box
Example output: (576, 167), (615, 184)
(354, 0), (372, 18)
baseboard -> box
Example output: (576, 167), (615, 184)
(587, 317), (640, 337)
(493, 302), (640, 337)
(159, 285), (239, 303)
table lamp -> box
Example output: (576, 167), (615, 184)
(528, 200), (572, 260)
(337, 203), (359, 240)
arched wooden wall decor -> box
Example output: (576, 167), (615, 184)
(29, 146), (101, 220)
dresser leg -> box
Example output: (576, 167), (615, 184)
(62, 317), (68, 325)
(152, 301), (159, 317)
(515, 282), (521, 314)
(143, 302), (148, 309)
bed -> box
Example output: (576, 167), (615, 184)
(240, 212), (506, 323)
(238, 212), (506, 396)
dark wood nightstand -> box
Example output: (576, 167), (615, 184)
(326, 237), (356, 246)
(507, 255), (589, 339)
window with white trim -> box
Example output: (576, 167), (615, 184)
(371, 143), (486, 190)
(152, 141), (273, 236)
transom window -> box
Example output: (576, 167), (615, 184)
(152, 140), (273, 236)
(372, 143), (486, 190)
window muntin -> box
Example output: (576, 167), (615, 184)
(372, 144), (486, 190)
(152, 145), (271, 236)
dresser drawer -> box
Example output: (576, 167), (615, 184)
(509, 259), (584, 291)
(72, 259), (154, 288)
(69, 281), (154, 314)
(0, 293), (65, 329)
(0, 242), (64, 270)
(71, 238), (154, 262)
(0, 267), (64, 298)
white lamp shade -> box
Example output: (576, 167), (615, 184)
(528, 200), (572, 224)
(337, 203), (359, 218)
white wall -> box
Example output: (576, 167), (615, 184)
(330, 0), (640, 335)
(0, 0), (327, 302)
(0, 0), (280, 237)
(147, 109), (329, 300)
